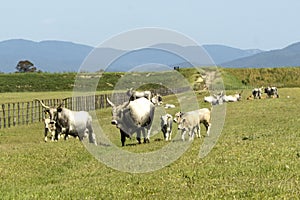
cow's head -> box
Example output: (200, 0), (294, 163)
(173, 111), (183, 123)
(35, 99), (64, 122)
(177, 118), (186, 130)
(107, 97), (130, 127)
(161, 114), (172, 127)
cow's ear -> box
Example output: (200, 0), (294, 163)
(57, 108), (62, 112)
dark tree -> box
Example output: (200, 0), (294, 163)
(15, 60), (37, 73)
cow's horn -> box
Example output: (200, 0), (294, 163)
(57, 98), (67, 108)
(106, 97), (115, 107)
(35, 99), (50, 109)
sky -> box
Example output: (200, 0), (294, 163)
(1, 0), (300, 50)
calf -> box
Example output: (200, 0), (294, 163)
(160, 114), (173, 141)
(43, 112), (57, 142)
(174, 108), (211, 141)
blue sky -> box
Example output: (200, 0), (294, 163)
(1, 0), (300, 50)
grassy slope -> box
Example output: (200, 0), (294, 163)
(1, 67), (299, 94)
(0, 88), (299, 199)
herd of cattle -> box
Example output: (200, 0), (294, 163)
(36, 86), (279, 146)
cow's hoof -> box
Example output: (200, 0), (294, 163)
(137, 138), (141, 144)
(144, 138), (150, 143)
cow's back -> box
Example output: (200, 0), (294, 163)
(129, 97), (154, 127)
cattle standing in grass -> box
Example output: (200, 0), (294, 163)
(252, 87), (263, 99)
(264, 86), (279, 98)
(160, 114), (173, 141)
(35, 99), (97, 145)
(174, 108), (211, 141)
(107, 97), (154, 146)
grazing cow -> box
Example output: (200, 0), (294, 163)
(264, 86), (279, 98)
(43, 111), (57, 142)
(252, 87), (263, 99)
(107, 97), (154, 146)
(127, 88), (152, 101)
(35, 99), (97, 145)
(160, 114), (173, 141)
(174, 108), (211, 141)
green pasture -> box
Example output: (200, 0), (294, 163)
(1, 67), (300, 93)
(0, 88), (299, 199)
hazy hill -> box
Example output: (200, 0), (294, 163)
(221, 42), (300, 68)
(2, 39), (300, 72)
(203, 44), (263, 64)
(0, 39), (93, 73)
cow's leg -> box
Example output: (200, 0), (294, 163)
(196, 124), (201, 138)
(50, 131), (55, 141)
(64, 128), (70, 140)
(168, 129), (172, 141)
(54, 124), (61, 141)
(204, 122), (211, 136)
(141, 128), (150, 143)
(165, 131), (169, 141)
(181, 130), (186, 141)
(120, 130), (126, 147)
(87, 124), (97, 145)
(189, 128), (195, 141)
(145, 128), (150, 143)
(44, 128), (48, 142)
(136, 129), (142, 144)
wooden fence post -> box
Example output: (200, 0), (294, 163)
(8, 103), (11, 128)
(13, 103), (16, 126)
(2, 104), (6, 128)
(26, 102), (30, 125)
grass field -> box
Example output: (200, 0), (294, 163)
(1, 67), (300, 93)
(0, 88), (299, 199)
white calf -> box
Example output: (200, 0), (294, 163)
(160, 114), (173, 141)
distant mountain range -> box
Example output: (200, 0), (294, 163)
(221, 42), (300, 68)
(0, 39), (299, 73)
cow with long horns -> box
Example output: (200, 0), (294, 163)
(35, 99), (97, 145)
(107, 97), (154, 146)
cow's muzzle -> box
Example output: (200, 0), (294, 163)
(111, 120), (118, 125)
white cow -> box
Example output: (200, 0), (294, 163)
(107, 97), (154, 146)
(35, 99), (97, 145)
(127, 88), (152, 101)
(204, 93), (224, 105)
(222, 91), (242, 102)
